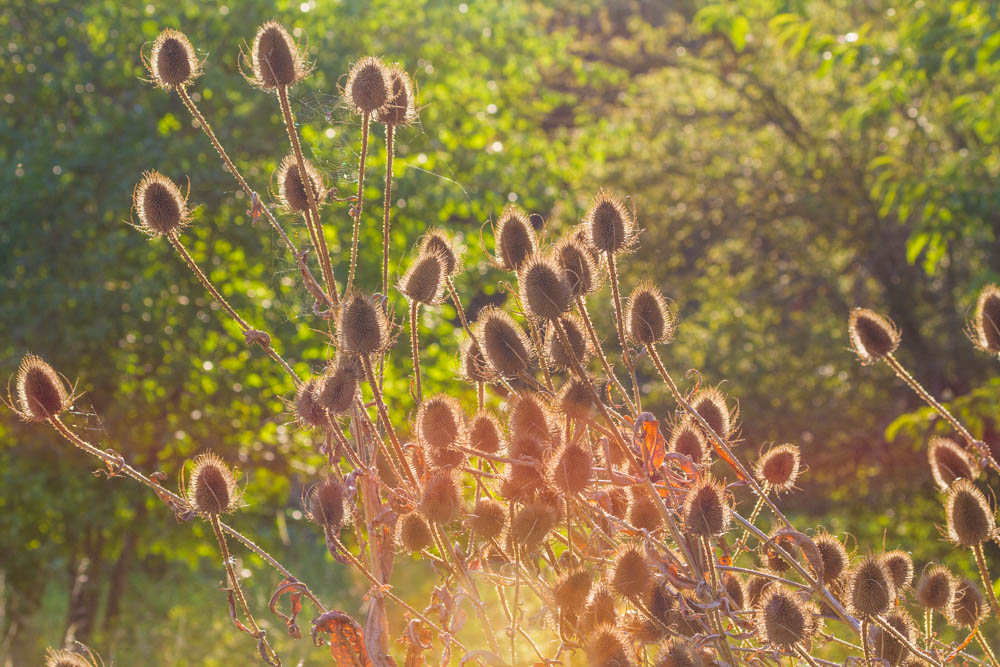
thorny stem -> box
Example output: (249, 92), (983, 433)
(346, 111), (371, 295)
(924, 608), (933, 647)
(360, 354), (419, 489)
(973, 542), (1000, 620)
(861, 618), (871, 667)
(510, 502), (519, 666)
(793, 643), (822, 667)
(409, 300), (422, 403)
(606, 252), (641, 413)
(871, 614), (944, 667)
(575, 294), (635, 414)
(382, 125), (394, 297)
(975, 627), (1000, 667)
(526, 316), (554, 392)
(702, 535), (737, 666)
(734, 489), (768, 557)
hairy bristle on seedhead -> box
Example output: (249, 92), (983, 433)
(318, 356), (360, 417)
(916, 564), (954, 611)
(972, 283), (1000, 354)
(294, 378), (327, 428)
(870, 610), (915, 666)
(656, 639), (703, 667)
(848, 307), (900, 363)
(691, 386), (732, 441)
(251, 21), (304, 89)
(757, 588), (811, 647)
(549, 442), (593, 495)
(494, 204), (537, 271)
(44, 648), (92, 667)
(338, 292), (388, 356)
(346, 56), (391, 114)
(509, 392), (554, 444)
(723, 572), (746, 611)
(554, 569), (593, 611)
(556, 377), (594, 420)
(668, 415), (709, 466)
(511, 501), (557, 549)
(627, 486), (662, 533)
(469, 411), (504, 455)
(397, 512), (433, 553)
(519, 252), (571, 320)
(14, 354), (68, 422)
(416, 395), (465, 450)
(755, 443), (801, 492)
(950, 577), (986, 628)
(477, 306), (531, 377)
(277, 154), (323, 213)
(188, 452), (238, 515)
(468, 498), (506, 541)
(555, 236), (598, 297)
(586, 624), (632, 667)
(627, 281), (673, 345)
(764, 531), (798, 573)
(748, 576), (773, 607)
(133, 170), (188, 237)
(150, 28), (199, 89)
(684, 477), (730, 536)
(607, 486), (629, 519)
(928, 436), (978, 489)
(418, 228), (460, 277)
(612, 545), (652, 598)
(376, 65), (415, 126)
(882, 550), (914, 591)
(584, 189), (635, 255)
(307, 477), (345, 531)
(849, 553), (896, 617)
(813, 532), (848, 582)
(499, 458), (547, 502)
(945, 478), (994, 546)
(420, 471), (461, 524)
(459, 337), (495, 383)
(545, 314), (588, 369)
(400, 250), (446, 305)
(583, 584), (617, 632)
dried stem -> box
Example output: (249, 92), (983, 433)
(575, 294), (635, 414)
(973, 542), (1000, 619)
(382, 125), (395, 296)
(409, 300), (422, 403)
(346, 110), (371, 295)
(606, 251), (641, 412)
(360, 354), (418, 489)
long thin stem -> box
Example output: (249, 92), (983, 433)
(973, 542), (1000, 619)
(861, 618), (871, 666)
(793, 643), (822, 667)
(409, 300), (422, 403)
(606, 251), (641, 412)
(575, 294), (635, 414)
(360, 355), (418, 489)
(382, 125), (395, 296)
(346, 111), (371, 295)
(975, 627), (1000, 667)
(872, 614), (944, 667)
(702, 535), (737, 666)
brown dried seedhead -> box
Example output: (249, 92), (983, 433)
(584, 189), (636, 255)
(399, 249), (446, 305)
(945, 478), (995, 546)
(186, 452), (240, 516)
(418, 228), (461, 278)
(10, 353), (70, 422)
(690, 385), (735, 442)
(277, 154), (324, 213)
(545, 314), (588, 370)
(338, 292), (390, 356)
(476, 306), (531, 378)
(250, 21), (308, 89)
(848, 307), (900, 363)
(970, 283), (1000, 355)
(519, 252), (571, 320)
(132, 170), (189, 238)
(148, 28), (200, 89)
(626, 281), (674, 346)
(306, 477), (346, 532)
(346, 56), (392, 115)
(376, 65), (416, 127)
(493, 204), (537, 272)
(928, 435), (978, 490)
(754, 443), (801, 492)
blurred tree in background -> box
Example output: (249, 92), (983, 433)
(1, 0), (998, 662)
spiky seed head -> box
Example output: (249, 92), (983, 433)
(583, 584), (617, 632)
(748, 576), (773, 607)
(556, 377), (594, 420)
(187, 452), (239, 516)
(882, 550), (914, 591)
(554, 569), (593, 611)
(545, 315), (588, 369)
(498, 459), (546, 502)
(691, 386), (732, 442)
(584, 189), (635, 255)
(719, 573), (745, 612)
(928, 436), (978, 489)
(612, 545), (652, 598)
(469, 411), (504, 455)
(586, 624), (632, 667)
(945, 478), (994, 546)
(870, 610), (915, 666)
(13, 354), (68, 422)
(133, 170), (188, 237)
(416, 395), (465, 450)
(307, 477), (345, 531)
(477, 306), (531, 377)
(971, 284), (1000, 354)
(398, 512), (433, 553)
(656, 639), (703, 667)
(44, 648), (92, 667)
(627, 486), (662, 532)
(318, 357), (360, 417)
(555, 236), (598, 297)
(668, 416), (709, 467)
(755, 444), (801, 492)
(459, 337), (495, 383)
(338, 292), (388, 356)
(849, 553), (896, 617)
(494, 204), (537, 271)
(418, 228), (460, 277)
(425, 442), (465, 470)
(950, 577), (986, 628)
(149, 29), (199, 89)
(511, 501), (557, 549)
(468, 498), (506, 541)
(519, 252), (571, 320)
(757, 588), (811, 647)
(813, 532), (848, 582)
(764, 531), (798, 573)
(420, 471), (461, 524)
(549, 442), (593, 495)
(251, 21), (305, 89)
(294, 378), (327, 428)
(849, 307), (900, 363)
(684, 477), (730, 536)
(646, 583), (675, 623)
(627, 282), (673, 345)
(916, 565), (954, 611)
(346, 56), (391, 114)
(400, 250), (446, 305)
(607, 486), (629, 519)
(277, 154), (323, 213)
(376, 65), (415, 126)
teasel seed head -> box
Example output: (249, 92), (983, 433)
(251, 21), (305, 89)
(293, 378), (326, 428)
(722, 572), (746, 611)
(882, 550), (914, 591)
(950, 576), (986, 628)
(44, 648), (92, 667)
(849, 307), (900, 363)
(187, 452), (239, 516)
(586, 624), (633, 667)
(306, 477), (345, 531)
(376, 64), (416, 127)
(812, 532), (849, 582)
(493, 204), (537, 271)
(346, 56), (392, 115)
(607, 486), (629, 519)
(916, 564), (954, 611)
(549, 442), (593, 495)
(583, 583), (617, 632)
(498, 458), (547, 502)
(399, 249), (446, 305)
(928, 436), (978, 489)
(511, 500), (557, 549)
(509, 392), (555, 444)
(420, 471), (461, 524)
(690, 385), (734, 442)
(468, 497), (506, 541)
(556, 376), (594, 420)
(398, 512), (433, 553)
(848, 553), (896, 617)
(870, 610), (915, 665)
(757, 588), (813, 647)
(133, 170), (189, 238)
(459, 337), (495, 383)
(418, 228), (461, 277)
(554, 568), (593, 612)
(627, 486), (662, 532)
(277, 154), (324, 213)
(668, 415), (709, 467)
(555, 235), (599, 297)
(747, 576), (773, 607)
(584, 189), (635, 255)
(545, 314), (588, 370)
(945, 478), (995, 546)
(149, 28), (199, 89)
(13, 353), (69, 422)
(656, 639), (703, 667)
(626, 281), (674, 345)
(416, 394), (465, 450)
(971, 283), (1000, 354)
(683, 477), (730, 536)
(612, 544), (652, 598)
(469, 410), (504, 455)
(519, 252), (572, 320)
(338, 292), (389, 356)
(764, 530), (798, 573)
(318, 356), (360, 417)
(477, 306), (531, 377)
(754, 443), (801, 492)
